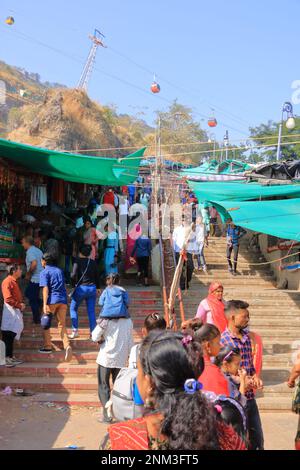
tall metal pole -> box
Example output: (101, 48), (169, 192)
(224, 130), (229, 161)
(276, 116), (283, 162)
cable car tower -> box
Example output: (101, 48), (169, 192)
(77, 29), (106, 92)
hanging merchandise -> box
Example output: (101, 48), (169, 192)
(30, 184), (47, 207)
(52, 179), (66, 205)
(0, 226), (13, 244)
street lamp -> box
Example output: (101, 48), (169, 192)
(276, 102), (296, 161)
(223, 130), (229, 161)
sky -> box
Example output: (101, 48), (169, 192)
(0, 0), (299, 143)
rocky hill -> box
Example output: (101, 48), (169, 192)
(0, 60), (65, 136)
(0, 60), (205, 163)
(0, 61), (153, 156)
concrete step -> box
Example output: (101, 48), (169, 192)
(261, 368), (291, 382)
(262, 353), (294, 368)
(14, 335), (143, 350)
(21, 327), (145, 338)
(256, 382), (295, 397)
(193, 274), (275, 282)
(0, 362), (97, 378)
(256, 396), (293, 411)
(182, 310), (300, 319)
(9, 349), (98, 363)
(0, 376), (98, 393)
(247, 329), (300, 338)
(190, 280), (276, 287)
(194, 270), (273, 277)
(263, 340), (300, 354)
(182, 297), (300, 306)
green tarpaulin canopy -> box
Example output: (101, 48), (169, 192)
(210, 198), (300, 241)
(189, 180), (300, 202)
(0, 138), (146, 186)
(182, 160), (251, 177)
(181, 159), (218, 175)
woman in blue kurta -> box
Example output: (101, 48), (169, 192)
(104, 226), (119, 275)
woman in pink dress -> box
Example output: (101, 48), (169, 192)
(125, 224), (141, 273)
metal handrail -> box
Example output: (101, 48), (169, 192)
(171, 245), (186, 326)
(158, 234), (171, 328)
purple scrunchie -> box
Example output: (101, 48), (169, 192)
(182, 335), (193, 347)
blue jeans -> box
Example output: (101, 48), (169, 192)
(70, 285), (97, 332)
(245, 398), (264, 450)
(64, 255), (75, 284)
(197, 244), (207, 270)
(25, 281), (41, 324)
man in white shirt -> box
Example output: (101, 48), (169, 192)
(172, 218), (194, 290)
(92, 317), (133, 423)
(118, 195), (129, 241)
(22, 236), (43, 325)
(188, 217), (208, 272)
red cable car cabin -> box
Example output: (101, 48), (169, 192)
(208, 118), (217, 128)
(151, 82), (161, 94)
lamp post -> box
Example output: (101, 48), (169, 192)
(276, 102), (296, 161)
(224, 130), (229, 161)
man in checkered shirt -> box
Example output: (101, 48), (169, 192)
(221, 300), (264, 450)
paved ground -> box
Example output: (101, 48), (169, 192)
(0, 395), (298, 450)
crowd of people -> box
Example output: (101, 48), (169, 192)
(0, 183), (153, 364)
(0, 182), (299, 451)
(98, 297), (262, 450)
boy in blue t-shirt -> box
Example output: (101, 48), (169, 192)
(39, 253), (72, 362)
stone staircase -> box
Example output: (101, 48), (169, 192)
(0, 286), (163, 407)
(180, 236), (300, 412)
(0, 236), (299, 412)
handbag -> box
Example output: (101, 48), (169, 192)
(292, 379), (300, 414)
(68, 258), (91, 299)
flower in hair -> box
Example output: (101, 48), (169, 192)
(184, 379), (203, 395)
(215, 404), (223, 414)
(182, 335), (193, 347)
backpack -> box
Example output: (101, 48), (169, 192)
(111, 346), (144, 421)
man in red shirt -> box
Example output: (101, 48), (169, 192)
(103, 188), (116, 207)
(1, 264), (25, 367)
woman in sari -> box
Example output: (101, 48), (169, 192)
(101, 330), (246, 450)
(195, 282), (228, 334)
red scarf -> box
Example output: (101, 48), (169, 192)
(108, 415), (246, 450)
(206, 294), (228, 333)
(109, 417), (149, 450)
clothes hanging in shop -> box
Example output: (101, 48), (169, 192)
(52, 180), (65, 205)
(30, 185), (47, 207)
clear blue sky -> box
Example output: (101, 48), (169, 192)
(0, 0), (299, 142)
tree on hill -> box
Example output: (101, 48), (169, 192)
(249, 118), (300, 162)
(144, 101), (210, 164)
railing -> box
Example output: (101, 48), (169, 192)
(158, 234), (171, 328)
(171, 246), (186, 326)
